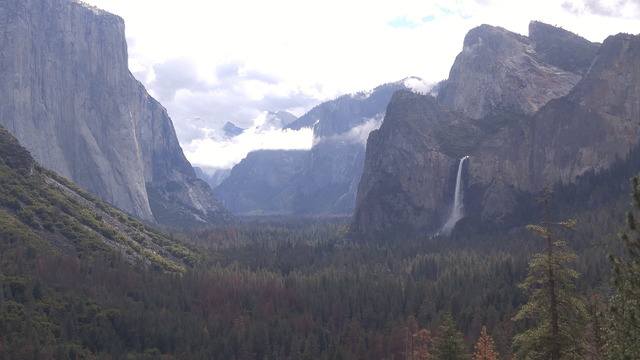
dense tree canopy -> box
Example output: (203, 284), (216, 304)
(607, 176), (640, 359)
(0, 130), (637, 359)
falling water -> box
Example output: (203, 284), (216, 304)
(440, 156), (469, 235)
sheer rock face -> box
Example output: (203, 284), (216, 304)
(353, 92), (462, 236)
(353, 24), (638, 237)
(0, 0), (228, 223)
(471, 33), (640, 217)
(437, 24), (586, 119)
(525, 33), (640, 188)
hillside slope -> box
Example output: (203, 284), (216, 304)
(0, 125), (198, 273)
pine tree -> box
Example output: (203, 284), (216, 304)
(412, 328), (433, 360)
(407, 315), (419, 359)
(583, 295), (606, 360)
(433, 314), (467, 360)
(473, 326), (498, 360)
(607, 176), (640, 359)
(512, 187), (586, 360)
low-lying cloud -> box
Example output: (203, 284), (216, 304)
(183, 111), (314, 174)
(404, 77), (438, 95)
(313, 115), (384, 147)
(139, 57), (326, 146)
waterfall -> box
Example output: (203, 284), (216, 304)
(440, 156), (469, 235)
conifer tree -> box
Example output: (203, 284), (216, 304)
(607, 176), (640, 359)
(473, 326), (498, 360)
(583, 295), (607, 360)
(433, 314), (467, 360)
(512, 187), (586, 360)
(407, 315), (419, 359)
(412, 328), (433, 360)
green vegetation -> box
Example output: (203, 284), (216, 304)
(512, 189), (585, 359)
(433, 314), (468, 360)
(607, 176), (640, 359)
(0, 126), (196, 273)
(434, 123), (483, 159)
(435, 110), (524, 158)
(0, 123), (638, 358)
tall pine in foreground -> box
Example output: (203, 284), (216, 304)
(433, 314), (467, 360)
(607, 176), (640, 359)
(512, 187), (586, 359)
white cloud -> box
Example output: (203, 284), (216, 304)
(81, 0), (640, 171)
(182, 111), (314, 170)
(562, 0), (640, 18)
(314, 115), (384, 147)
(404, 77), (438, 95)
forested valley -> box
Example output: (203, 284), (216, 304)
(0, 116), (639, 359)
(1, 167), (639, 359)
(1, 1), (638, 358)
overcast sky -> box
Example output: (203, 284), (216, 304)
(81, 0), (640, 174)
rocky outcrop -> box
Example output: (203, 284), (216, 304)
(352, 23), (637, 237)
(527, 33), (639, 185)
(0, 0), (228, 224)
(437, 24), (590, 119)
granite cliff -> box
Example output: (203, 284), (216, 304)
(437, 22), (598, 119)
(353, 23), (638, 237)
(471, 32), (639, 219)
(353, 92), (464, 235)
(0, 0), (228, 224)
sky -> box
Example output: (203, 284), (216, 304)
(80, 0), (640, 175)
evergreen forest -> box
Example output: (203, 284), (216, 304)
(0, 124), (639, 359)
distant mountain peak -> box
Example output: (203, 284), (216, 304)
(223, 122), (245, 137)
(260, 111), (298, 130)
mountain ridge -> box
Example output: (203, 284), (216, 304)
(216, 79), (412, 215)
